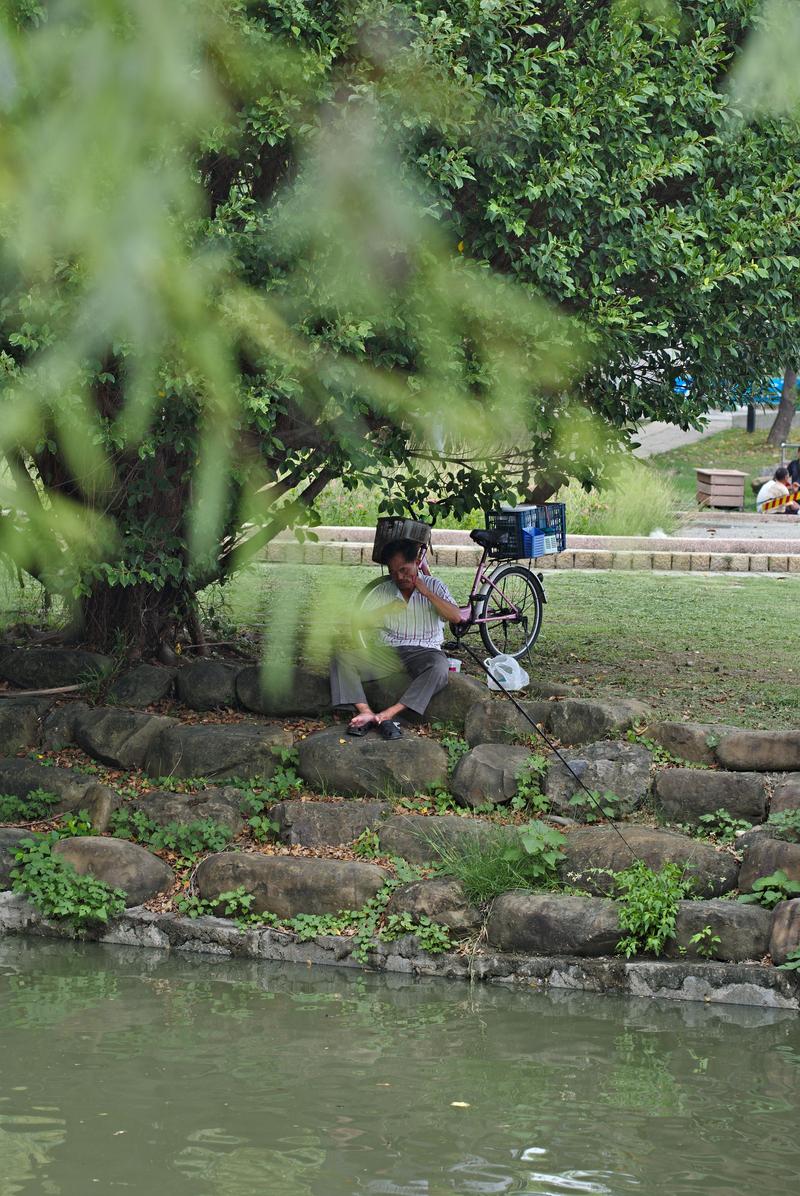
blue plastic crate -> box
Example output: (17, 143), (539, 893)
(522, 528), (559, 557)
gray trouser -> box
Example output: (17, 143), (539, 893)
(330, 644), (450, 716)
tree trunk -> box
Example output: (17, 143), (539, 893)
(766, 366), (797, 447)
(80, 582), (191, 656)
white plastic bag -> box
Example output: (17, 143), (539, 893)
(484, 654), (529, 691)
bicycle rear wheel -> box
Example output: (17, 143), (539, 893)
(478, 564), (543, 659)
(354, 576), (387, 650)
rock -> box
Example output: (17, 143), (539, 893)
(560, 826), (739, 897)
(486, 893), (621, 956)
(81, 784), (119, 833)
(548, 698), (650, 746)
(666, 899), (772, 962)
(739, 838), (800, 892)
(464, 698), (553, 747)
(361, 671), (485, 728)
(0, 648), (113, 690)
(0, 697), (52, 754)
(40, 701), (90, 750)
(144, 723), (292, 781)
(298, 726), (447, 798)
(107, 664), (177, 707)
(716, 730), (800, 772)
(131, 787), (244, 835)
(377, 813), (516, 865)
(647, 721), (740, 766)
(0, 828), (35, 889)
(653, 769), (767, 827)
(0, 758), (96, 814)
(527, 680), (576, 699)
(772, 777), (800, 815)
(735, 825), (783, 854)
(52, 836), (174, 907)
(769, 898), (800, 965)
(237, 666), (330, 717)
(385, 878), (482, 933)
(74, 707), (179, 769)
(425, 674), (486, 726)
(271, 800), (390, 848)
(451, 744), (533, 808)
(195, 852), (388, 917)
(176, 661), (242, 710)
(544, 740), (652, 816)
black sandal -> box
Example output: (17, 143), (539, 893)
(347, 719), (375, 737)
(378, 720), (403, 740)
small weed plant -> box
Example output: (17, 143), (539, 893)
(247, 813), (279, 843)
(738, 870), (800, 910)
(697, 808), (752, 845)
(233, 748), (303, 820)
(429, 820), (566, 904)
(396, 788), (459, 816)
(110, 808), (233, 864)
(11, 836), (126, 933)
(177, 885), (255, 920)
(0, 789), (60, 822)
(766, 809), (800, 842)
(510, 755), (549, 814)
(778, 947), (800, 972)
(568, 789), (621, 824)
(689, 925), (721, 959)
(625, 731), (709, 770)
(57, 810), (96, 837)
(432, 722), (469, 773)
(615, 860), (689, 958)
(352, 829), (382, 859)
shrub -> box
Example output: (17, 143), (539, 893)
(615, 860), (689, 958)
(0, 788), (60, 822)
(11, 836), (126, 933)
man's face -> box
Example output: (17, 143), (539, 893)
(387, 552), (417, 589)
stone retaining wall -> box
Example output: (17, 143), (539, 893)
(1, 893), (797, 1009)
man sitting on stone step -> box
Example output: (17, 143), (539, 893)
(330, 538), (462, 740)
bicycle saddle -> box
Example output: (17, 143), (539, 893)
(470, 528), (501, 548)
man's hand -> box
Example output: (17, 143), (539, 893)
(414, 574), (462, 623)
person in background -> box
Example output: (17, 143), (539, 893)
(330, 539), (462, 739)
(787, 446), (800, 489)
(755, 466), (799, 514)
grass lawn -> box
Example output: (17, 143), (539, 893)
(649, 421), (800, 512)
(207, 563), (800, 731)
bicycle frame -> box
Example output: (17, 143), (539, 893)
(416, 542), (535, 630)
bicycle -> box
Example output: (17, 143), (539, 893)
(356, 507), (565, 660)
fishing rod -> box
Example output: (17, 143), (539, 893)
(458, 640), (639, 863)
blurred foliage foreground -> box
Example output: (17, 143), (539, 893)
(0, 0), (799, 653)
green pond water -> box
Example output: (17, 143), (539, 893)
(1, 940), (799, 1195)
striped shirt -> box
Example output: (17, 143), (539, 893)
(363, 576), (456, 649)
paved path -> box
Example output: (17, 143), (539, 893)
(631, 406), (789, 457)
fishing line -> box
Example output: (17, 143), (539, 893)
(458, 640), (639, 863)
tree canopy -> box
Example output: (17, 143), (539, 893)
(1, 0), (799, 650)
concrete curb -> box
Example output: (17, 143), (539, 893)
(1, 893), (797, 1010)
